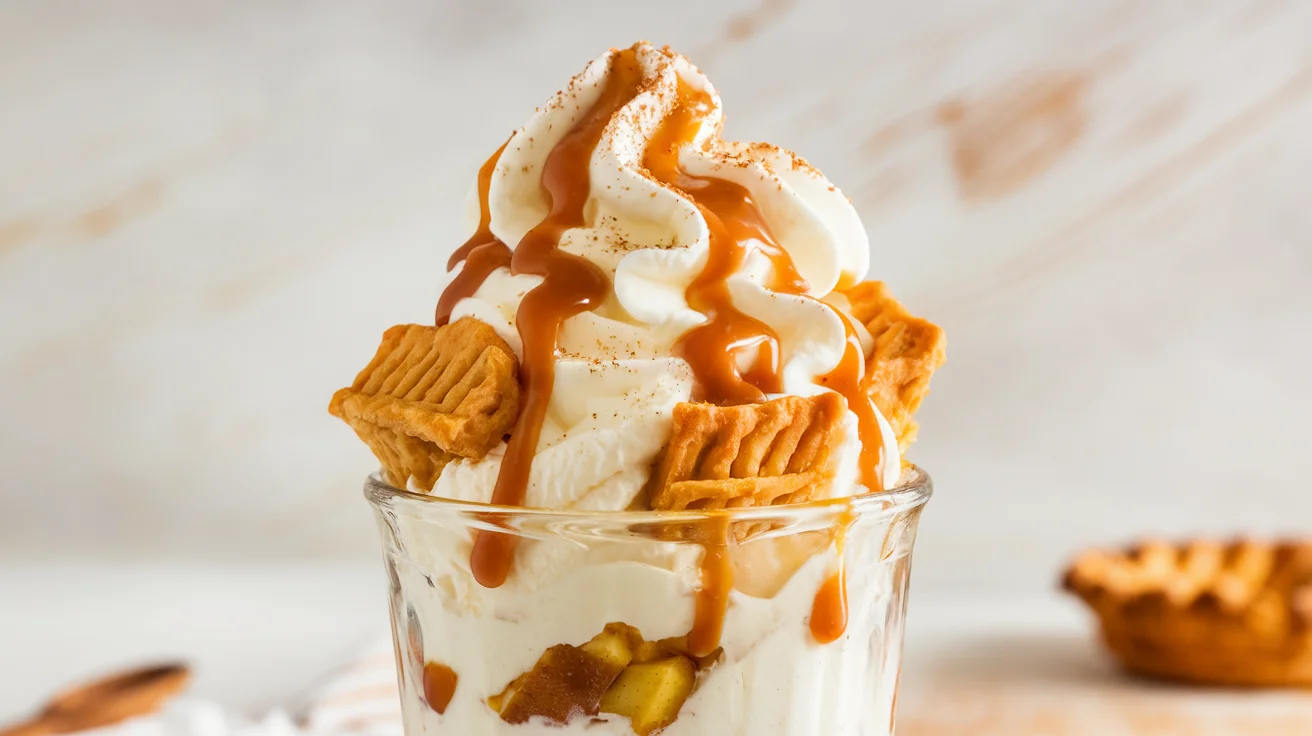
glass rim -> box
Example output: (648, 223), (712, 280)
(364, 464), (931, 525)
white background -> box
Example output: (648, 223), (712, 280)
(2, 0), (1311, 728)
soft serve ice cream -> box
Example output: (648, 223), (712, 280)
(334, 42), (945, 735)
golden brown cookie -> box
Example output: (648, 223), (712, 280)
(843, 280), (946, 452)
(648, 393), (845, 511)
(329, 318), (520, 489)
(1063, 538), (1312, 687)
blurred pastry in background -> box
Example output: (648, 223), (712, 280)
(1063, 538), (1312, 687)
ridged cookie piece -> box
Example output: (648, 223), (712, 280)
(649, 393), (845, 511)
(1063, 538), (1312, 687)
(329, 318), (520, 489)
(842, 281), (945, 452)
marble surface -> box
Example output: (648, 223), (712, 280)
(2, 1), (1311, 594)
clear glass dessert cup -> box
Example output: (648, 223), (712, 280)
(366, 467), (931, 736)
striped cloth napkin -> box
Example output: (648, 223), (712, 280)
(300, 639), (403, 736)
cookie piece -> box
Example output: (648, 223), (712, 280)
(843, 280), (946, 452)
(329, 318), (520, 489)
(1064, 538), (1312, 687)
(649, 393), (845, 511)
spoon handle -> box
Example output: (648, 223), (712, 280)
(0, 717), (58, 736)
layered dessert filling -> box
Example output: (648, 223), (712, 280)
(333, 41), (945, 735)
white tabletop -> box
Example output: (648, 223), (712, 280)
(4, 563), (1311, 735)
(0, 562), (385, 723)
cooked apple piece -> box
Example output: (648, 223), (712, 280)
(631, 640), (666, 664)
(495, 640), (629, 725)
(599, 656), (696, 735)
(487, 672), (521, 716)
(581, 623), (637, 671)
(631, 636), (720, 671)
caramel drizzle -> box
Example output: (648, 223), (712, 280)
(642, 84), (808, 406)
(810, 316), (887, 643)
(642, 82), (887, 651)
(687, 514), (733, 658)
(422, 661), (459, 715)
(468, 49), (645, 589)
(640, 84), (884, 491)
(808, 505), (855, 644)
(435, 52), (885, 651)
(818, 310), (886, 492)
(437, 142), (512, 326)
(640, 83), (809, 657)
(809, 569), (847, 644)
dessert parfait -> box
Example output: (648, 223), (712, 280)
(332, 42), (945, 735)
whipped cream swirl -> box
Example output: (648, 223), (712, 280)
(445, 42), (899, 500)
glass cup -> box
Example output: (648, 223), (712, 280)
(366, 467), (931, 736)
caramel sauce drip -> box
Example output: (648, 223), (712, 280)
(436, 50), (884, 654)
(437, 142), (512, 326)
(809, 505), (856, 644)
(642, 82), (887, 650)
(818, 311), (886, 492)
(641, 83), (810, 656)
(641, 85), (886, 492)
(642, 83), (808, 405)
(469, 49), (645, 589)
(688, 514), (733, 658)
(808, 311), (885, 643)
(422, 661), (459, 715)
(809, 569), (847, 644)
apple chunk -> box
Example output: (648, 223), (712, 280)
(581, 623), (639, 670)
(599, 655), (696, 735)
(493, 627), (634, 724)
